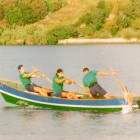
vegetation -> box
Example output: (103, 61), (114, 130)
(4, 0), (48, 25)
(47, 25), (78, 45)
(45, 0), (67, 13)
(0, 0), (140, 45)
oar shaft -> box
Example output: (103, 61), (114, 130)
(74, 82), (84, 89)
(32, 66), (52, 84)
(110, 67), (127, 93)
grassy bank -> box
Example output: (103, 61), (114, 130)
(0, 0), (140, 45)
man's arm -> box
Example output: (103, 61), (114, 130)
(97, 72), (114, 76)
(23, 69), (39, 78)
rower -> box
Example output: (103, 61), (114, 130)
(52, 69), (78, 99)
(18, 65), (52, 97)
(82, 68), (115, 99)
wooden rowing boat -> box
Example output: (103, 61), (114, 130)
(0, 78), (139, 112)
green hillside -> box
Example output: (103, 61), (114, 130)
(0, 0), (140, 45)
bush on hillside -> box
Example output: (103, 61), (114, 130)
(75, 0), (112, 37)
(0, 6), (4, 20)
(120, 3), (136, 20)
(119, 28), (137, 39)
(117, 15), (131, 29)
(97, 0), (112, 17)
(0, 25), (49, 45)
(23, 0), (47, 21)
(132, 0), (140, 18)
(0, 0), (17, 20)
(75, 13), (92, 27)
(16, 2), (34, 24)
(91, 9), (106, 31)
(4, 0), (48, 25)
(45, 0), (67, 13)
(47, 34), (58, 45)
(0, 26), (4, 36)
(76, 9), (106, 32)
(103, 19), (120, 36)
(5, 5), (22, 24)
(131, 19), (140, 30)
(47, 25), (79, 45)
(93, 31), (112, 39)
(135, 31), (140, 39)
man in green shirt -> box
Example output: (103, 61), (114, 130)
(83, 68), (115, 99)
(52, 69), (78, 99)
(18, 65), (51, 97)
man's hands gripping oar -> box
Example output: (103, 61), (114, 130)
(110, 67), (134, 109)
(32, 66), (52, 84)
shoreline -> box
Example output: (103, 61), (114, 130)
(58, 38), (140, 45)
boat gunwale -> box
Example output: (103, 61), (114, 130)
(0, 79), (125, 101)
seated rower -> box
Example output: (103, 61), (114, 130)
(82, 68), (115, 99)
(52, 69), (78, 99)
(18, 65), (51, 97)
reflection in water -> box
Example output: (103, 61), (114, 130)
(0, 105), (140, 139)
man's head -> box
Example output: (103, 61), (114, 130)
(56, 69), (64, 77)
(83, 68), (89, 74)
(18, 65), (24, 73)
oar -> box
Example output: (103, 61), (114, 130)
(110, 67), (133, 109)
(32, 66), (52, 84)
(67, 78), (93, 98)
(110, 67), (127, 93)
(74, 81), (84, 89)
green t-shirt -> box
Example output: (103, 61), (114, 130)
(19, 72), (31, 87)
(83, 70), (98, 87)
(52, 75), (64, 94)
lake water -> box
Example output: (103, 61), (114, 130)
(0, 44), (140, 139)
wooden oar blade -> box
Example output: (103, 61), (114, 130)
(110, 67), (134, 109)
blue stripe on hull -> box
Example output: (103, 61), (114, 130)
(0, 84), (138, 108)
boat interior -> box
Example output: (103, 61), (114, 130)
(0, 78), (124, 100)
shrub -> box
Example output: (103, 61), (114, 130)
(33, 29), (48, 45)
(135, 31), (140, 39)
(117, 15), (131, 29)
(47, 34), (58, 45)
(131, 19), (140, 30)
(93, 31), (112, 39)
(4, 0), (48, 25)
(0, 26), (4, 36)
(16, 2), (34, 24)
(104, 20), (120, 36)
(0, 25), (49, 45)
(0, 0), (17, 20)
(0, 5), (4, 20)
(66, 25), (79, 38)
(132, 0), (140, 18)
(75, 13), (92, 27)
(120, 2), (136, 20)
(91, 9), (106, 31)
(119, 28), (137, 39)
(47, 25), (79, 45)
(97, 0), (112, 17)
(5, 5), (22, 24)
(45, 0), (67, 13)
(76, 1), (112, 32)
(17, 0), (48, 23)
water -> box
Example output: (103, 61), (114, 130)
(0, 44), (140, 139)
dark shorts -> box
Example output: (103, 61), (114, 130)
(25, 83), (41, 92)
(54, 91), (62, 97)
(90, 84), (107, 97)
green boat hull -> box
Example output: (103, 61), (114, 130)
(1, 92), (122, 112)
(0, 78), (139, 112)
